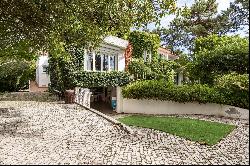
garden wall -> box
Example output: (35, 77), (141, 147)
(0, 92), (59, 102)
(122, 99), (249, 119)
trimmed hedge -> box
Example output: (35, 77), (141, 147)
(73, 71), (131, 88)
(122, 80), (249, 109)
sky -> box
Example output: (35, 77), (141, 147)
(146, 0), (247, 37)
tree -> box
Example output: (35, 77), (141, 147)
(0, 0), (176, 53)
(221, 0), (249, 33)
(154, 0), (230, 53)
(189, 35), (249, 84)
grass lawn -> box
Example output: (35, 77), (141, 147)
(118, 115), (236, 145)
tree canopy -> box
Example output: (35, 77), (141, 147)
(189, 35), (249, 84)
(0, 0), (176, 53)
(153, 0), (247, 54)
(221, 0), (249, 33)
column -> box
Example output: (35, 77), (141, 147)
(116, 86), (123, 113)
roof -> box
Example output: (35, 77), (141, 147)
(158, 47), (178, 60)
(103, 36), (129, 49)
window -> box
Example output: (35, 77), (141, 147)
(95, 53), (101, 71)
(42, 65), (48, 73)
(103, 54), (109, 71)
(86, 51), (93, 70)
(110, 55), (116, 71)
(174, 73), (179, 85)
(85, 50), (118, 71)
(143, 50), (147, 62)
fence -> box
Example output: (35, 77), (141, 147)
(74, 87), (92, 108)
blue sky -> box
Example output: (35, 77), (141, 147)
(146, 0), (247, 37)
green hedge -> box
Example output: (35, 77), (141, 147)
(73, 71), (131, 88)
(122, 80), (249, 109)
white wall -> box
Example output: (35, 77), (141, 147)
(103, 36), (129, 49)
(36, 60), (39, 84)
(121, 99), (249, 119)
(36, 55), (50, 87)
(118, 51), (126, 71)
(116, 87), (123, 113)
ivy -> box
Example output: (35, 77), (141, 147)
(127, 58), (177, 82)
(48, 44), (131, 95)
(48, 44), (78, 95)
(128, 31), (160, 60)
(73, 71), (131, 88)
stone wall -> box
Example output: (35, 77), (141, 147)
(0, 92), (59, 102)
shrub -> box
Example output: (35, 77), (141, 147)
(214, 73), (249, 109)
(190, 35), (249, 84)
(214, 73), (249, 91)
(0, 60), (36, 92)
(122, 80), (249, 109)
(127, 58), (176, 82)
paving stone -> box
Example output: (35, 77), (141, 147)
(0, 101), (249, 165)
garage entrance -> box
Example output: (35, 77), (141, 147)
(90, 87), (117, 114)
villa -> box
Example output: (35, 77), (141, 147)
(29, 35), (182, 112)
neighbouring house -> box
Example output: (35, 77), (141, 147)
(29, 51), (50, 92)
(158, 47), (178, 61)
(157, 47), (184, 85)
(30, 35), (183, 112)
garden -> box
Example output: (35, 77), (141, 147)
(0, 0), (249, 164)
(0, 0), (248, 147)
(118, 115), (235, 145)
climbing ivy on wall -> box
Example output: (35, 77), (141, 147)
(48, 43), (85, 95)
(127, 58), (177, 81)
(127, 31), (160, 60)
(48, 43), (131, 95)
(73, 71), (131, 88)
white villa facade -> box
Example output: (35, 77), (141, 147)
(30, 35), (183, 112)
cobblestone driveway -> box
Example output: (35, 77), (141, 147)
(0, 101), (249, 165)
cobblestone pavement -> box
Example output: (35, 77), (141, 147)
(0, 101), (249, 165)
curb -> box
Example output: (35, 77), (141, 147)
(75, 103), (134, 135)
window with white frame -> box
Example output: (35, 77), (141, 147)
(86, 51), (93, 70)
(95, 53), (102, 71)
(109, 55), (116, 71)
(103, 54), (109, 71)
(142, 50), (152, 62)
(42, 65), (48, 73)
(85, 50), (118, 71)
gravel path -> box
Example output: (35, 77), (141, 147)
(0, 101), (249, 165)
